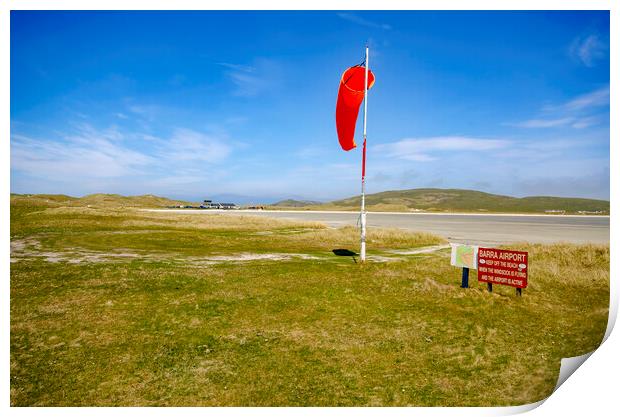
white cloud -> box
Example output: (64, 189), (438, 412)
(126, 104), (162, 121)
(515, 165), (609, 200)
(374, 136), (509, 161)
(570, 34), (607, 67)
(296, 146), (329, 159)
(492, 137), (598, 161)
(127, 104), (149, 115)
(337, 12), (392, 30)
(571, 116), (601, 129)
(218, 58), (281, 97)
(217, 62), (255, 72)
(511, 86), (609, 130)
(11, 132), (153, 180)
(160, 128), (231, 164)
(11, 125), (233, 183)
(563, 86), (609, 111)
(510, 118), (574, 128)
(223, 116), (248, 125)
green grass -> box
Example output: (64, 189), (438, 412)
(10, 197), (609, 406)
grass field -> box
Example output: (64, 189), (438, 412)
(10, 196), (609, 406)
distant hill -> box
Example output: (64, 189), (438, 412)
(74, 193), (192, 208)
(11, 193), (77, 209)
(11, 193), (193, 209)
(313, 188), (609, 214)
(10, 189), (610, 214)
(272, 199), (323, 207)
(10, 193), (77, 204)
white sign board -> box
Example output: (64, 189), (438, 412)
(450, 243), (479, 269)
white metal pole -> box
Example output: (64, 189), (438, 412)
(360, 45), (369, 263)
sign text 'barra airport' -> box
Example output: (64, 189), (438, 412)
(477, 247), (528, 289)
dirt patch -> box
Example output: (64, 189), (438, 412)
(11, 239), (145, 264)
(231, 253), (314, 261)
(11, 238), (42, 252)
(190, 253), (320, 263)
(386, 244), (450, 255)
(362, 244), (450, 262)
(11, 238), (321, 266)
(66, 252), (142, 264)
(10, 238), (44, 263)
(11, 237), (441, 266)
(366, 255), (402, 263)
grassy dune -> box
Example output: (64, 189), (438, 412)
(10, 197), (609, 406)
(11, 193), (193, 210)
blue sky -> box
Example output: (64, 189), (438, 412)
(11, 10), (610, 202)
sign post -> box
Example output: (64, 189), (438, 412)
(461, 267), (470, 288)
(477, 247), (528, 295)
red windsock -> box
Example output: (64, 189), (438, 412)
(336, 65), (375, 151)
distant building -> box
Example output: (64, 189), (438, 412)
(199, 199), (238, 209)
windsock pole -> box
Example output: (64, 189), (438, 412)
(360, 45), (369, 263)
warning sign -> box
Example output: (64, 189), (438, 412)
(477, 247), (528, 288)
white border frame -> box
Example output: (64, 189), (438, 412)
(2, 2), (616, 416)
